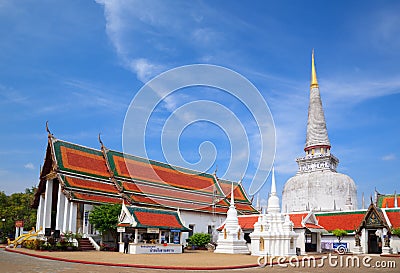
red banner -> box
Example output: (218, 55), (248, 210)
(15, 220), (24, 227)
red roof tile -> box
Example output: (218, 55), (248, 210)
(219, 182), (248, 203)
(316, 211), (365, 232)
(63, 176), (119, 194)
(122, 181), (214, 204)
(379, 197), (400, 208)
(72, 192), (121, 204)
(288, 213), (308, 228)
(126, 206), (189, 230)
(385, 210), (400, 228)
(57, 144), (109, 178)
(130, 194), (229, 213)
(113, 154), (217, 194)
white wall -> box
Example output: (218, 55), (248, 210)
(179, 211), (226, 244)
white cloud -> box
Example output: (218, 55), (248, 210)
(382, 154), (396, 161)
(128, 58), (164, 82)
(24, 163), (35, 170)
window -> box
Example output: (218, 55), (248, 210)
(188, 224), (194, 237)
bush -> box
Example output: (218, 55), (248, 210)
(189, 233), (211, 248)
(332, 229), (348, 242)
(392, 227), (400, 237)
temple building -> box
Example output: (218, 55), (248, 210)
(32, 129), (257, 248)
(282, 51), (358, 212)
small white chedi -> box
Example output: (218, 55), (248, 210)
(214, 183), (250, 254)
(250, 168), (298, 256)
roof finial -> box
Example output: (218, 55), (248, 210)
(311, 49), (319, 89)
(213, 164), (218, 176)
(270, 167), (276, 196)
(230, 182), (235, 207)
(45, 121), (53, 137)
(98, 133), (105, 149)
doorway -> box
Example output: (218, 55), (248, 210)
(305, 232), (317, 252)
(368, 230), (382, 254)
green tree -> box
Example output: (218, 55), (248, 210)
(332, 229), (348, 242)
(0, 188), (37, 241)
(88, 203), (121, 245)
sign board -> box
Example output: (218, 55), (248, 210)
(117, 227), (126, 233)
(15, 220), (24, 228)
(170, 230), (181, 233)
(147, 228), (159, 233)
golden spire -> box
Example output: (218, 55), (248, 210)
(310, 49), (319, 88)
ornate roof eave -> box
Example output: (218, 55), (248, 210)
(98, 133), (124, 194)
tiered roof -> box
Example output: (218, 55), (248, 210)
(33, 135), (257, 215)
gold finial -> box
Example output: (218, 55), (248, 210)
(311, 49), (319, 88)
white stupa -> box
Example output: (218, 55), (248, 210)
(214, 183), (250, 254)
(282, 51), (357, 212)
(250, 168), (298, 256)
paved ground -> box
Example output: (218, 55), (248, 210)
(1, 247), (399, 273)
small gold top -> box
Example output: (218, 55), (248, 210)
(310, 49), (319, 88)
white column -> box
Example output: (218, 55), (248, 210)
(134, 229), (139, 244)
(62, 197), (70, 233)
(42, 180), (53, 229)
(68, 202), (77, 233)
(36, 194), (44, 231)
(55, 187), (65, 231)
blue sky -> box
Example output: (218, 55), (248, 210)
(1, 0), (399, 208)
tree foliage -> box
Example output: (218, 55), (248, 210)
(0, 188), (37, 241)
(188, 233), (211, 247)
(88, 203), (121, 242)
(332, 228), (348, 242)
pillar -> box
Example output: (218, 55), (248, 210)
(55, 187), (65, 231)
(68, 202), (77, 233)
(134, 229), (139, 244)
(36, 194), (45, 231)
(62, 197), (70, 233)
(42, 180), (53, 229)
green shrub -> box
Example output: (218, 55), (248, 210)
(392, 227), (400, 237)
(332, 229), (348, 242)
(189, 233), (211, 248)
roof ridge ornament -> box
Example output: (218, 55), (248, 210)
(98, 133), (105, 149)
(45, 121), (53, 138)
(311, 49), (319, 89)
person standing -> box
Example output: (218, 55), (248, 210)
(123, 234), (129, 254)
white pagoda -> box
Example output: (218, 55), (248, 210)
(214, 183), (250, 254)
(250, 168), (298, 256)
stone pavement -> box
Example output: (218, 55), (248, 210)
(1, 247), (399, 273)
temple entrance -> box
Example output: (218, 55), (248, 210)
(367, 230), (382, 254)
(305, 232), (317, 252)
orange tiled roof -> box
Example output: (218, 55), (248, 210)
(72, 192), (122, 204)
(62, 175), (119, 194)
(219, 180), (249, 203)
(126, 206), (189, 230)
(122, 181), (214, 204)
(315, 211), (365, 232)
(385, 209), (400, 228)
(33, 137), (257, 214)
(109, 152), (219, 194)
(377, 195), (400, 208)
(54, 141), (109, 178)
(288, 213), (308, 228)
